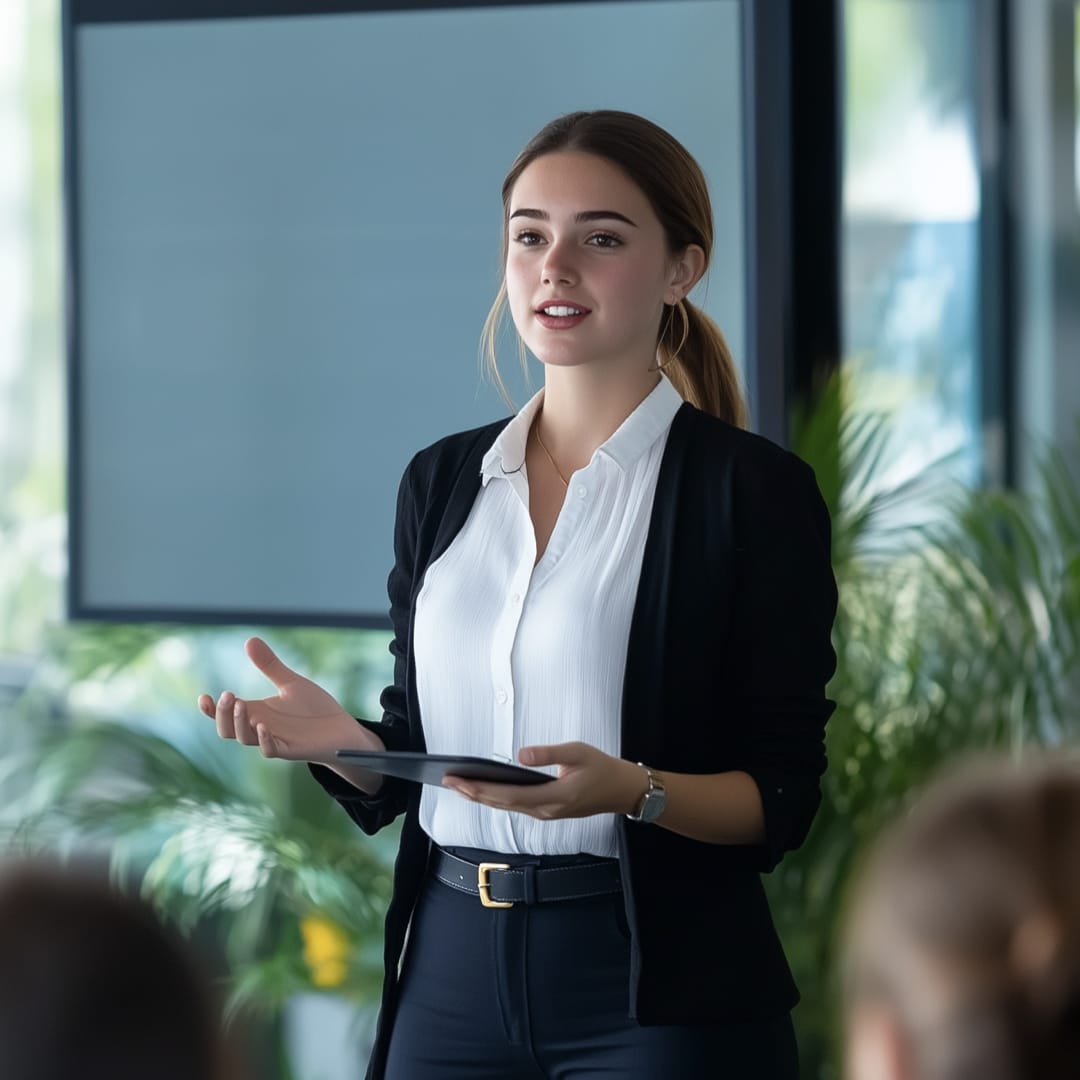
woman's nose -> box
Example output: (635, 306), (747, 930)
(541, 240), (578, 286)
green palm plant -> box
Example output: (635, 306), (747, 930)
(771, 378), (1080, 1079)
(8, 626), (398, 1028)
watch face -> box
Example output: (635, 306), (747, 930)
(639, 790), (667, 824)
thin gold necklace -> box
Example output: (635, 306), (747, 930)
(533, 422), (569, 488)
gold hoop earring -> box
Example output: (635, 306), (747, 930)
(649, 299), (690, 372)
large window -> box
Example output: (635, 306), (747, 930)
(842, 0), (981, 487)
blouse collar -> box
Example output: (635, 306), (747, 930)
(480, 375), (684, 486)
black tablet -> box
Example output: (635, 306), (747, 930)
(334, 750), (555, 787)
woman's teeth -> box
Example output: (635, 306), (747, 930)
(542, 306), (584, 317)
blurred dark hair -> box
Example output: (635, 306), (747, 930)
(844, 755), (1080, 1080)
(481, 109), (746, 427)
(0, 860), (227, 1080)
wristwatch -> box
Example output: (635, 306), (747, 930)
(626, 764), (667, 824)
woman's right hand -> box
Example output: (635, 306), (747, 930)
(198, 636), (382, 769)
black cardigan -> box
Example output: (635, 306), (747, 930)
(312, 402), (838, 1079)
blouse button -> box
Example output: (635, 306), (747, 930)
(511, 593), (521, 605)
(575, 484), (587, 499)
(496, 689), (508, 705)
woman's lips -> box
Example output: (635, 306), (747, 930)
(534, 302), (591, 330)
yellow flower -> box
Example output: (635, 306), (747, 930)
(300, 913), (350, 988)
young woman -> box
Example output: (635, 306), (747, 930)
(843, 756), (1080, 1080)
(200, 110), (837, 1079)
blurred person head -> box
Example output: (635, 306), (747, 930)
(0, 859), (231, 1080)
(843, 755), (1080, 1080)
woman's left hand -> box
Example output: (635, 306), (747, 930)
(442, 742), (646, 820)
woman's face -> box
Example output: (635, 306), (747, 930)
(504, 151), (686, 375)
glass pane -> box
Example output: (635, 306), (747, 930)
(842, 0), (980, 487)
(0, 0), (66, 653)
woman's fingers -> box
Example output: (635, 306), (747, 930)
(232, 698), (260, 746)
(201, 691), (287, 757)
(200, 682), (293, 760)
(206, 691), (259, 747)
(256, 722), (281, 759)
(213, 690), (237, 739)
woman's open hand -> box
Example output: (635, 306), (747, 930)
(442, 742), (647, 820)
(198, 636), (375, 766)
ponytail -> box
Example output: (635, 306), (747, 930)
(656, 298), (747, 428)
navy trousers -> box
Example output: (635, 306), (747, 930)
(383, 849), (799, 1079)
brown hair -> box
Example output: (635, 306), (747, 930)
(480, 110), (747, 427)
(843, 755), (1080, 1080)
(0, 860), (232, 1080)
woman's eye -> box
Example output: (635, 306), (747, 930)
(587, 232), (622, 249)
(513, 230), (544, 246)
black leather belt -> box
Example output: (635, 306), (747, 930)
(431, 847), (622, 909)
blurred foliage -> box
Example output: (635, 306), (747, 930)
(0, 0), (63, 657)
(7, 625), (398, 1030)
(771, 373), (1080, 1078)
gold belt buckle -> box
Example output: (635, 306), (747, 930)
(477, 862), (513, 909)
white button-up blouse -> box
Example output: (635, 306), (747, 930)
(413, 375), (683, 855)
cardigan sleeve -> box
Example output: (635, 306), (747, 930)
(728, 446), (838, 873)
(307, 455), (421, 835)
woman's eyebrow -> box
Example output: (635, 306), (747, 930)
(509, 208), (638, 227)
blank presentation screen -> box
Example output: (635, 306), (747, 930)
(71, 0), (744, 624)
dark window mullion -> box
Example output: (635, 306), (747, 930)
(741, 0), (791, 444)
(742, 0), (841, 446)
(976, 0), (1014, 488)
(790, 0), (842, 408)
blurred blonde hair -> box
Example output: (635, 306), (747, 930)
(843, 754), (1080, 1080)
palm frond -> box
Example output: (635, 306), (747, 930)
(774, 383), (1080, 1077)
